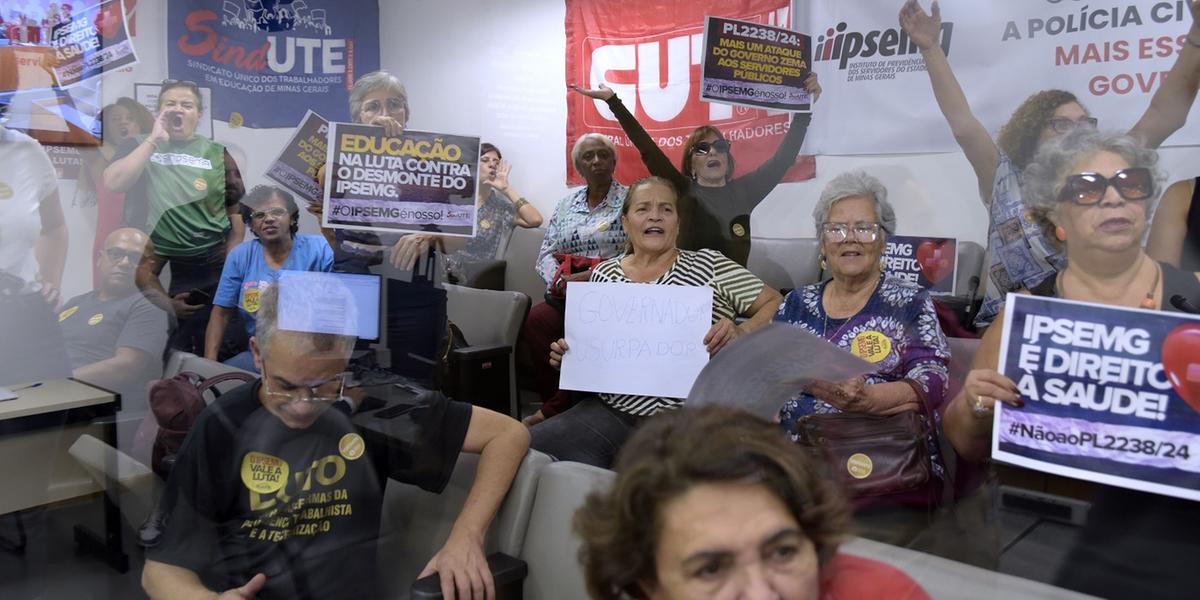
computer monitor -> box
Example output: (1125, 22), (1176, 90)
(277, 271), (381, 341)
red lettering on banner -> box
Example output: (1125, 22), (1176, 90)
(1089, 71), (1170, 96)
(565, 0), (814, 186)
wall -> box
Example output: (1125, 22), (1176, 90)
(49, 0), (1200, 300)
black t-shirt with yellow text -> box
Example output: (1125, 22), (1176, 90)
(148, 381), (470, 599)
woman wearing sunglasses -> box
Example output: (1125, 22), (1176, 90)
(943, 128), (1200, 599)
(204, 185), (333, 372)
(773, 171), (950, 547)
(570, 72), (821, 267)
(899, 0), (1200, 328)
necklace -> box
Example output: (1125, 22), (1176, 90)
(821, 276), (879, 341)
(1057, 255), (1160, 309)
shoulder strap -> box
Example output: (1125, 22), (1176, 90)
(195, 371), (256, 395)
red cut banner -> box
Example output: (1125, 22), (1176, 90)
(565, 0), (816, 186)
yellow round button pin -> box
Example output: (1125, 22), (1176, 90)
(731, 223), (746, 238)
(480, 219), (491, 230)
(0, 182), (12, 200)
(597, 221), (610, 231)
(339, 433), (365, 461)
(241, 451), (288, 494)
(193, 177), (208, 192)
(58, 306), (79, 322)
(242, 286), (261, 313)
(87, 313), (104, 326)
(849, 331), (892, 363)
(847, 453), (873, 479)
(229, 112), (245, 128)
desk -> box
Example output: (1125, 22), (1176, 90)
(0, 378), (127, 572)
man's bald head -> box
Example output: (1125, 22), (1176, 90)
(97, 228), (148, 297)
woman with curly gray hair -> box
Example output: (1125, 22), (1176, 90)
(899, 0), (1200, 327)
(574, 405), (928, 600)
(942, 127), (1200, 599)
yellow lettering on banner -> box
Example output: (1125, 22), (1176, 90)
(850, 331), (892, 364)
(241, 451), (289, 494)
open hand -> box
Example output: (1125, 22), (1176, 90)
(898, 0), (941, 52)
(570, 83), (616, 101)
(703, 318), (741, 356)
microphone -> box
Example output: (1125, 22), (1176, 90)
(1170, 294), (1200, 314)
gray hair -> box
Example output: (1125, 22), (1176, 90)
(812, 171), (896, 236)
(255, 280), (356, 363)
(349, 71), (409, 124)
(1021, 128), (1165, 248)
(571, 133), (617, 173)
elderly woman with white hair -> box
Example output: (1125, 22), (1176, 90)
(773, 171), (950, 545)
(520, 132), (630, 426)
(942, 128), (1200, 599)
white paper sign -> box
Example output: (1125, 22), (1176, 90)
(560, 282), (714, 398)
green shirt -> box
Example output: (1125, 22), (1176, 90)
(117, 135), (242, 257)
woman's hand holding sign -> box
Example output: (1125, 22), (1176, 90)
(549, 338), (569, 371)
(962, 369), (1022, 418)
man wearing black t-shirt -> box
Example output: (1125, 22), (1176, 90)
(141, 284), (530, 599)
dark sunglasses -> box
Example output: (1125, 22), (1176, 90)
(693, 139), (731, 155)
(1047, 116), (1098, 134)
(1058, 167), (1152, 205)
(103, 248), (142, 263)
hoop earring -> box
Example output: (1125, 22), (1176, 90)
(819, 255), (827, 272)
(1055, 225), (1067, 242)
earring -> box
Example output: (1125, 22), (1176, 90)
(1055, 225), (1067, 242)
(879, 256), (887, 273)
(819, 255), (826, 272)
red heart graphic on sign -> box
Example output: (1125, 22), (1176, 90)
(916, 240), (955, 284)
(1162, 323), (1200, 414)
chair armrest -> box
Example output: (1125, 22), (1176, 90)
(450, 343), (512, 361)
(458, 259), (507, 291)
(410, 552), (528, 599)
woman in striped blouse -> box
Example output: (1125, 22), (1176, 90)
(530, 176), (782, 468)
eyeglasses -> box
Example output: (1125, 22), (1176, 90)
(821, 222), (881, 242)
(694, 139), (731, 155)
(262, 369), (347, 404)
(103, 248), (142, 263)
(362, 97), (406, 115)
(1046, 116), (1098, 134)
(251, 207), (290, 221)
(1058, 168), (1153, 205)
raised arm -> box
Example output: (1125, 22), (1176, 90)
(900, 0), (1000, 201)
(572, 84), (689, 190)
(1129, 1), (1200, 148)
(104, 112), (169, 192)
(491, 160), (543, 228)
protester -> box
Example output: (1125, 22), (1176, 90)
(899, 0), (1200, 327)
(58, 228), (168, 448)
(142, 282), (530, 600)
(1148, 177), (1200, 270)
(0, 120), (70, 386)
(942, 128), (1200, 598)
(402, 142), (544, 282)
(79, 97), (154, 288)
(205, 185), (333, 372)
(519, 133), (630, 426)
(570, 73), (820, 266)
(774, 171), (949, 545)
(575, 405), (930, 599)
(104, 79), (246, 354)
(533, 177), (782, 468)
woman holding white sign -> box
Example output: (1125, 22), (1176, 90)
(944, 128), (1200, 599)
(570, 72), (820, 267)
(899, 0), (1200, 328)
(532, 177), (782, 468)
(774, 171), (951, 547)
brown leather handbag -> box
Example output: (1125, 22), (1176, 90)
(794, 384), (941, 508)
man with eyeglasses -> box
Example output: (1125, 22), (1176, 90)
(57, 227), (169, 445)
(103, 79), (246, 355)
(142, 282), (530, 600)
